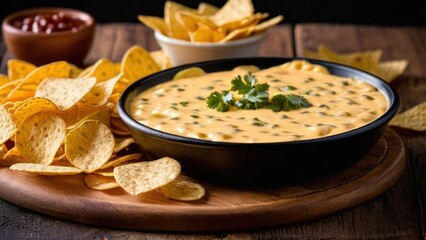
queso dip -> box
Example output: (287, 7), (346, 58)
(129, 60), (388, 143)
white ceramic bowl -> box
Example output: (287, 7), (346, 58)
(154, 31), (266, 66)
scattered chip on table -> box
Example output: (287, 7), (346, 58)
(389, 101), (426, 131)
(113, 157), (181, 196)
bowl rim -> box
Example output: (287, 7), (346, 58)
(1, 7), (95, 36)
(154, 30), (267, 47)
(118, 56), (400, 147)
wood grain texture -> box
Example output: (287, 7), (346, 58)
(0, 129), (405, 232)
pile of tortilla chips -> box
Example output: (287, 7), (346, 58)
(138, 0), (284, 43)
(0, 46), (205, 201)
(303, 45), (408, 83)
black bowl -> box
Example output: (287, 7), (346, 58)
(117, 57), (400, 186)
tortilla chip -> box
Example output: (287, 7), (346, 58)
(35, 77), (96, 111)
(83, 73), (123, 107)
(84, 174), (120, 190)
(377, 60), (409, 82)
(198, 2), (219, 15)
(209, 0), (254, 27)
(15, 112), (66, 165)
(0, 104), (17, 145)
(389, 101), (426, 131)
(65, 120), (115, 173)
(10, 163), (82, 175)
(7, 59), (37, 80)
(120, 45), (160, 83)
(138, 15), (168, 35)
(158, 178), (206, 201)
(113, 157), (181, 195)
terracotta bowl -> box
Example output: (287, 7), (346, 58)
(117, 57), (400, 186)
(2, 7), (95, 67)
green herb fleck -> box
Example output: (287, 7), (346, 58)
(362, 95), (374, 100)
(252, 117), (267, 127)
(279, 85), (297, 91)
(270, 94), (312, 112)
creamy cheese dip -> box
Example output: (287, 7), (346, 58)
(129, 60), (388, 143)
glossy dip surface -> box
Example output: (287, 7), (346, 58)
(129, 60), (388, 143)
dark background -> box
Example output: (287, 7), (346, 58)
(1, 0), (426, 26)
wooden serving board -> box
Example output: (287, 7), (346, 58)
(0, 128), (405, 232)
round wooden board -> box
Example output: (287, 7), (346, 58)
(0, 128), (405, 232)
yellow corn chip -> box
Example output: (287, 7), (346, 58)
(113, 157), (181, 195)
(150, 50), (172, 70)
(83, 73), (123, 107)
(101, 153), (142, 169)
(84, 58), (120, 82)
(0, 79), (23, 103)
(198, 2), (219, 15)
(210, 0), (254, 27)
(175, 11), (216, 34)
(67, 106), (113, 130)
(0, 74), (10, 86)
(220, 12), (268, 34)
(0, 104), (17, 145)
(1, 146), (27, 166)
(77, 65), (93, 78)
(15, 112), (66, 165)
(68, 63), (83, 78)
(93, 167), (115, 177)
(0, 144), (7, 159)
(65, 120), (115, 173)
(10, 163), (83, 175)
(35, 77), (96, 111)
(220, 24), (256, 42)
(22, 61), (70, 85)
(191, 25), (225, 42)
(158, 178), (205, 201)
(12, 97), (59, 124)
(84, 174), (120, 190)
(137, 15), (168, 35)
(250, 15), (284, 34)
(7, 61), (70, 101)
(7, 59), (36, 80)
(121, 45), (160, 83)
(173, 67), (206, 80)
(113, 137), (136, 153)
(389, 102), (426, 131)
(164, 1), (195, 40)
(377, 60), (409, 82)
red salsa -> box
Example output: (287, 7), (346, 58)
(12, 12), (87, 33)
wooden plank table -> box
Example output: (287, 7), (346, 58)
(0, 23), (425, 239)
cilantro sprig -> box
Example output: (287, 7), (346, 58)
(206, 90), (233, 112)
(207, 73), (312, 112)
